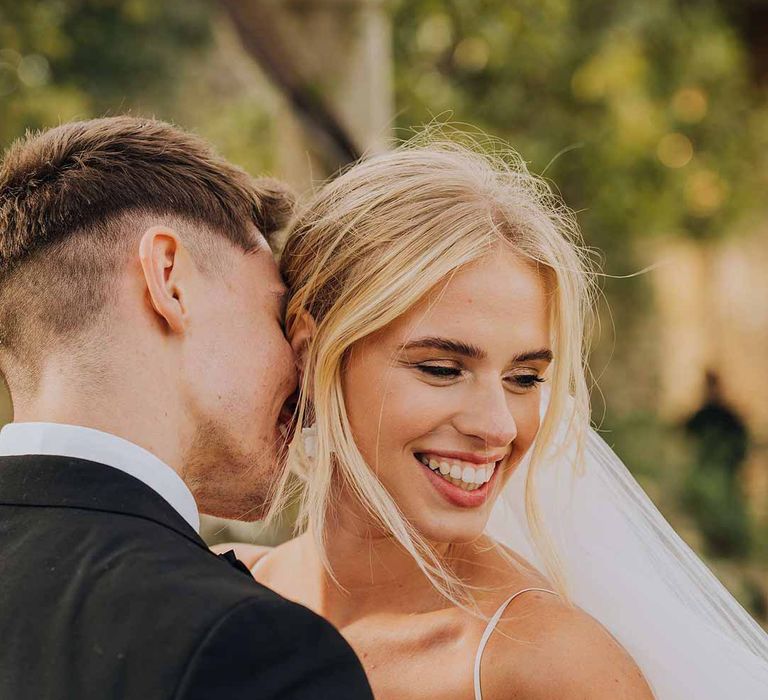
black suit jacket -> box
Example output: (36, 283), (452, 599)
(0, 455), (374, 699)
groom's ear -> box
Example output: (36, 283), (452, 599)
(138, 226), (194, 334)
(288, 310), (317, 372)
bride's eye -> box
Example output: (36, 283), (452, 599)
(506, 373), (545, 391)
(416, 364), (462, 380)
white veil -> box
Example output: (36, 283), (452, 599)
(487, 417), (768, 698)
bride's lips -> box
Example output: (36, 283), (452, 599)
(414, 452), (501, 508)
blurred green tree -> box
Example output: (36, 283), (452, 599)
(393, 0), (764, 247)
(0, 0), (213, 145)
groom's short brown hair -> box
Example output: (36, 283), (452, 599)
(0, 116), (293, 387)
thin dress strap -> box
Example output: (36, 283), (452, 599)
(473, 587), (559, 700)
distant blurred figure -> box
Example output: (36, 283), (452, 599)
(684, 371), (752, 558)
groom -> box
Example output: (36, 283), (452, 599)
(0, 117), (373, 699)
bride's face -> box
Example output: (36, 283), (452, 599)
(342, 247), (551, 544)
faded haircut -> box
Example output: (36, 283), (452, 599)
(0, 116), (294, 388)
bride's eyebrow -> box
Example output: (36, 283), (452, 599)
(514, 348), (554, 363)
(401, 337), (554, 364)
(402, 337), (486, 359)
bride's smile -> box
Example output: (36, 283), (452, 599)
(341, 245), (551, 544)
(416, 450), (499, 490)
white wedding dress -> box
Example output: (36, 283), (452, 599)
(486, 425), (768, 698)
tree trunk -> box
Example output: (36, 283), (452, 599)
(220, 0), (394, 190)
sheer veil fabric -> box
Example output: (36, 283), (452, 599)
(487, 409), (768, 698)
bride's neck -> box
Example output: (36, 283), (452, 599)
(297, 505), (456, 623)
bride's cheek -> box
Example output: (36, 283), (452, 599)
(398, 381), (452, 429)
(502, 401), (540, 464)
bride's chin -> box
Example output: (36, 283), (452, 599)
(405, 504), (492, 546)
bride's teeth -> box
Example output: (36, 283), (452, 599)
(418, 453), (497, 490)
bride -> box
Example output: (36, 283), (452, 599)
(223, 137), (768, 698)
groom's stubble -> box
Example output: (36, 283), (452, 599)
(182, 414), (289, 522)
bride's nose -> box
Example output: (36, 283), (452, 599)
(453, 382), (517, 448)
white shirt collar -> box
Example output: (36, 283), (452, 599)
(0, 422), (200, 533)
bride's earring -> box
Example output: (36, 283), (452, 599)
(301, 423), (317, 463)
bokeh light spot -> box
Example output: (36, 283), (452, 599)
(672, 87), (708, 123)
(685, 169), (727, 217)
(0, 49), (21, 66)
(416, 14), (453, 54)
(454, 37), (490, 72)
(17, 55), (51, 88)
(657, 132), (693, 168)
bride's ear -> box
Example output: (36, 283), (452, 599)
(289, 310), (317, 373)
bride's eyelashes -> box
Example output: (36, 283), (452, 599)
(511, 374), (546, 390)
(409, 362), (546, 392)
(415, 363), (462, 379)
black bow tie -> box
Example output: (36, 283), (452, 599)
(218, 549), (253, 578)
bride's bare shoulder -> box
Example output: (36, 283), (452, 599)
(210, 542), (273, 570)
(466, 541), (653, 699)
(478, 591), (653, 699)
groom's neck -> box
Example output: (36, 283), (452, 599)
(11, 351), (190, 476)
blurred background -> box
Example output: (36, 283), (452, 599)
(1, 0), (766, 624)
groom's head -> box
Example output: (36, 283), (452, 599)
(0, 117), (297, 519)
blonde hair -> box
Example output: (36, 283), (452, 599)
(272, 133), (596, 607)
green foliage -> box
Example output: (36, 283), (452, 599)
(0, 0), (213, 146)
(682, 465), (753, 558)
(393, 0), (763, 250)
(0, 0), (277, 178)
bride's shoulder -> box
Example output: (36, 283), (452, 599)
(467, 542), (652, 699)
(210, 542), (273, 571)
(477, 591), (653, 699)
